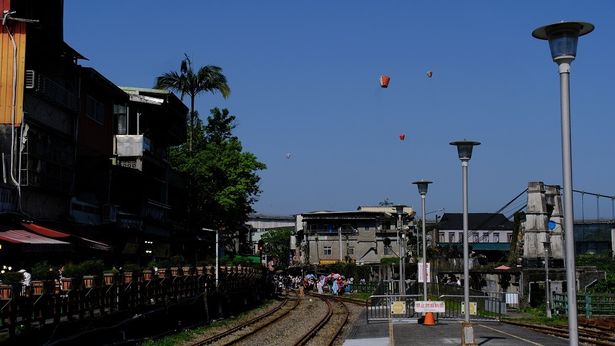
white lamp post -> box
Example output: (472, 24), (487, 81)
(413, 180), (432, 302)
(533, 21), (594, 346)
(202, 228), (219, 288)
(450, 140), (480, 344)
(394, 205), (406, 294)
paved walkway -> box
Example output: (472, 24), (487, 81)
(344, 311), (567, 345)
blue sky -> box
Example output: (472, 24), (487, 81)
(64, 1), (615, 219)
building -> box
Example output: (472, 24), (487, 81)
(299, 205), (415, 265)
(436, 212), (514, 262)
(245, 214), (294, 255)
(0, 0), (189, 264)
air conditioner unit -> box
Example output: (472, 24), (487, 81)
(25, 70), (36, 89)
(102, 204), (118, 223)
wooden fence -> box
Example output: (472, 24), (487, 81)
(0, 265), (267, 342)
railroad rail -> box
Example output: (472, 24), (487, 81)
(504, 320), (615, 346)
(296, 293), (351, 346)
(189, 293), (300, 346)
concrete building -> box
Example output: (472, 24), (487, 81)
(246, 214), (295, 254)
(299, 206), (415, 265)
(437, 212), (514, 262)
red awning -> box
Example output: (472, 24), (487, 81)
(21, 223), (71, 238)
(20, 223), (110, 251)
(0, 230), (70, 244)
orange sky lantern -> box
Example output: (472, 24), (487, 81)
(379, 75), (390, 88)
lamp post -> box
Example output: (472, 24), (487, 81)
(450, 140), (480, 344)
(202, 228), (219, 288)
(394, 205), (405, 294)
(413, 180), (432, 302)
(533, 21), (594, 346)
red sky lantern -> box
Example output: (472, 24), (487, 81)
(380, 75), (390, 88)
(399, 133), (406, 141)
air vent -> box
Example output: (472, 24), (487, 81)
(25, 70), (36, 89)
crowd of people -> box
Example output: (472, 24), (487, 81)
(273, 272), (362, 296)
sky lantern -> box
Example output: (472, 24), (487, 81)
(399, 133), (406, 141)
(285, 152), (292, 159)
(426, 70), (433, 78)
(379, 75), (390, 88)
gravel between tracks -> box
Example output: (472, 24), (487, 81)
(234, 295), (328, 346)
(177, 298), (284, 346)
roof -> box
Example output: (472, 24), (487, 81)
(20, 222), (111, 251)
(437, 213), (513, 231)
(301, 210), (391, 220)
(0, 229), (69, 245)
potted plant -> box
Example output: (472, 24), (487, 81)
(169, 255), (184, 277)
(80, 259), (104, 289)
(31, 261), (57, 295)
(61, 262), (83, 291)
(122, 263), (141, 284)
(0, 272), (24, 299)
(103, 267), (119, 286)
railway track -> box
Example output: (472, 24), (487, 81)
(188, 294), (300, 346)
(504, 320), (615, 345)
(186, 291), (354, 346)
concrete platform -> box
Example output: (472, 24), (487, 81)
(344, 310), (568, 345)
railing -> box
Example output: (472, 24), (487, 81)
(553, 292), (615, 317)
(0, 268), (265, 341)
(366, 294), (422, 322)
(438, 294), (505, 321)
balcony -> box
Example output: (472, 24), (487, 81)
(143, 199), (170, 223)
(25, 70), (79, 113)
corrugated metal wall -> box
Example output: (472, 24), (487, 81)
(0, 0), (26, 125)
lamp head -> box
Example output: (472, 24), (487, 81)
(412, 180), (433, 196)
(532, 21), (594, 61)
(450, 140), (481, 161)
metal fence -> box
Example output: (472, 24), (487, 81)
(553, 292), (615, 317)
(366, 294), (421, 322)
(366, 292), (506, 323)
(438, 294), (505, 321)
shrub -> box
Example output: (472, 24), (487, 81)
(0, 272), (24, 285)
(32, 261), (57, 280)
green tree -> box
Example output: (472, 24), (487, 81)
(170, 108), (266, 237)
(155, 54), (230, 152)
(261, 227), (293, 268)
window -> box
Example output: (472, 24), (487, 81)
(507, 232), (513, 242)
(439, 232), (445, 243)
(384, 246), (392, 255)
(472, 232), (479, 243)
(493, 232), (500, 243)
(459, 232), (463, 243)
(482, 232), (489, 243)
(114, 104), (127, 134)
(348, 247), (354, 255)
(86, 95), (105, 124)
(323, 246), (332, 256)
(449, 232), (455, 243)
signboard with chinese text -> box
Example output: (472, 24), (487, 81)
(414, 301), (445, 313)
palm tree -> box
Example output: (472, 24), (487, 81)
(155, 54), (230, 151)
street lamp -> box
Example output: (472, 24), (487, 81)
(450, 140), (480, 344)
(413, 180), (432, 302)
(202, 228), (219, 288)
(394, 205), (405, 294)
(533, 21), (594, 346)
